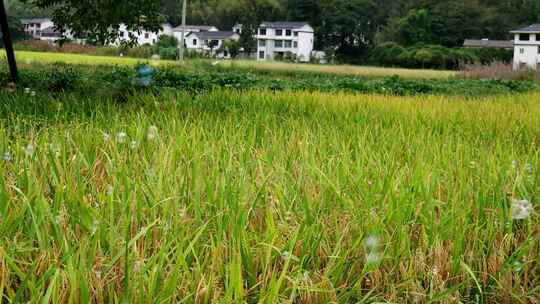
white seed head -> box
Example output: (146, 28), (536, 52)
(511, 199), (534, 220)
(116, 132), (127, 143)
(147, 125), (159, 141)
(363, 235), (380, 250)
(3, 151), (12, 162)
(24, 144), (34, 157)
(365, 251), (382, 265)
(130, 141), (138, 150)
(106, 185), (114, 197)
(103, 133), (111, 141)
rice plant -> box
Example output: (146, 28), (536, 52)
(0, 90), (539, 303)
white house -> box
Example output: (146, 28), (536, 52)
(21, 18), (53, 39)
(255, 21), (314, 62)
(116, 23), (173, 45)
(185, 31), (240, 58)
(510, 24), (540, 70)
(173, 25), (218, 45)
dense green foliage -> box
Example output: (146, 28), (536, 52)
(369, 43), (513, 70)
(0, 61), (536, 98)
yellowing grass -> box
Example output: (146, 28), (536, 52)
(2, 50), (455, 79)
(5, 50), (177, 66)
(226, 59), (456, 79)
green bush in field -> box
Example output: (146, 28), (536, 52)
(0, 60), (537, 98)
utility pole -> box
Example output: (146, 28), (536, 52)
(178, 0), (187, 62)
(0, 0), (18, 82)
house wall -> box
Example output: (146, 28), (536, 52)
(23, 20), (54, 39)
(513, 33), (540, 70)
(297, 31), (314, 62)
(255, 25), (314, 62)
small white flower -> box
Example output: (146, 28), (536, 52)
(24, 88), (30, 94)
(511, 199), (534, 220)
(116, 132), (127, 143)
(525, 163), (534, 173)
(24, 144), (34, 157)
(147, 125), (158, 141)
(130, 141), (138, 150)
(30, 91), (36, 97)
(94, 270), (102, 280)
(103, 133), (111, 141)
(3, 151), (12, 161)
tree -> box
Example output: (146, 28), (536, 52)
(22, 0), (165, 45)
(207, 39), (219, 56)
(0, 15), (26, 46)
(221, 39), (241, 58)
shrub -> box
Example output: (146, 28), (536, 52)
(369, 43), (513, 70)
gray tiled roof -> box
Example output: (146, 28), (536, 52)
(41, 26), (61, 37)
(463, 39), (513, 49)
(21, 18), (51, 24)
(173, 25), (216, 31)
(189, 31), (237, 39)
(260, 21), (309, 29)
(510, 24), (540, 33)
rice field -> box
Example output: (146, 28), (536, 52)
(1, 50), (455, 79)
(226, 60), (456, 79)
(1, 89), (539, 303)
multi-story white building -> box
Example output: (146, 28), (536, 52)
(255, 21), (314, 62)
(511, 24), (540, 70)
(21, 18), (53, 39)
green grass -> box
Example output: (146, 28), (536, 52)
(2, 50), (455, 79)
(0, 89), (539, 302)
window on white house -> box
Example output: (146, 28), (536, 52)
(145, 33), (149, 39)
(36, 23), (41, 28)
(259, 51), (265, 59)
(120, 32), (125, 37)
(259, 28), (267, 35)
(286, 29), (292, 36)
(520, 48), (525, 54)
(519, 34), (530, 41)
(193, 39), (197, 45)
(284, 40), (292, 48)
(293, 41), (298, 48)
(294, 31), (298, 37)
(259, 40), (266, 47)
(275, 40), (283, 47)
(276, 29), (283, 36)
